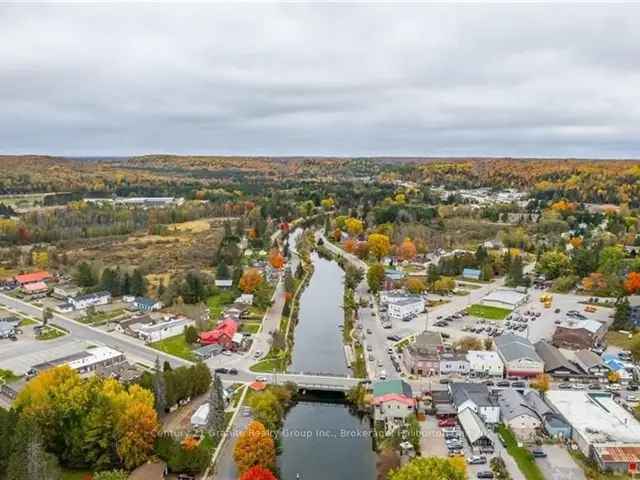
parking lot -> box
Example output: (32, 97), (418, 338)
(535, 444), (585, 480)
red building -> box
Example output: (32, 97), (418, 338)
(14, 271), (51, 286)
(199, 319), (238, 347)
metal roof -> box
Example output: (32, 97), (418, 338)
(534, 340), (582, 374)
(458, 408), (492, 444)
(495, 333), (542, 363)
(450, 382), (494, 409)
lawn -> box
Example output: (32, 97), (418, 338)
(239, 322), (261, 334)
(151, 334), (195, 361)
(82, 308), (125, 325)
(605, 331), (638, 350)
(467, 304), (511, 320)
(207, 289), (237, 318)
(18, 317), (37, 326)
(250, 354), (287, 373)
(0, 368), (18, 383)
(36, 325), (67, 340)
(497, 425), (545, 480)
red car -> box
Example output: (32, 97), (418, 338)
(438, 418), (457, 427)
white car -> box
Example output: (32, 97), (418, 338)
(379, 370), (387, 380)
(255, 376), (268, 382)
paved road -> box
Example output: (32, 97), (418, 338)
(0, 293), (191, 369)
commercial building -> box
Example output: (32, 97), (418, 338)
(402, 331), (443, 376)
(545, 390), (640, 473)
(439, 353), (469, 375)
(31, 346), (126, 376)
(69, 291), (112, 310)
(388, 297), (425, 321)
(130, 316), (194, 343)
(458, 408), (493, 448)
(449, 382), (500, 424)
(481, 288), (528, 310)
(566, 349), (610, 378)
(462, 268), (481, 281)
(199, 319), (238, 348)
(372, 380), (415, 432)
(22, 281), (49, 297)
(495, 333), (544, 378)
(14, 271), (50, 286)
(466, 350), (504, 377)
(552, 319), (607, 350)
(496, 389), (541, 441)
(534, 340), (583, 377)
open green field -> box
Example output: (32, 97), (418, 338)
(250, 355), (286, 373)
(498, 425), (545, 480)
(207, 289), (236, 318)
(467, 304), (511, 320)
(151, 334), (195, 361)
(605, 331), (638, 350)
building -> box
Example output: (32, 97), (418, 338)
(235, 293), (254, 305)
(22, 281), (49, 297)
(466, 350), (504, 377)
(388, 297), (425, 321)
(402, 331), (443, 376)
(199, 319), (238, 347)
(481, 288), (528, 310)
(214, 279), (233, 289)
(130, 316), (194, 343)
(629, 296), (640, 327)
(372, 380), (415, 431)
(14, 271), (50, 286)
(439, 353), (469, 375)
(31, 346), (126, 376)
(496, 389), (541, 441)
(523, 390), (572, 439)
(462, 268), (481, 281)
(69, 291), (112, 310)
(52, 284), (81, 300)
(534, 340), (583, 377)
(133, 297), (163, 312)
(552, 319), (607, 350)
(457, 408), (493, 448)
(571, 349), (610, 378)
(194, 343), (224, 360)
(545, 390), (640, 473)
(449, 382), (500, 424)
(495, 334), (544, 378)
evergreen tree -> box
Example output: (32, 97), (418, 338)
(122, 271), (131, 295)
(506, 255), (524, 287)
(7, 418), (61, 480)
(613, 297), (632, 330)
(152, 357), (167, 416)
(208, 374), (226, 440)
(76, 262), (97, 287)
(130, 269), (147, 297)
(216, 262), (230, 280)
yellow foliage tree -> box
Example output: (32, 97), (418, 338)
(368, 233), (391, 260)
(344, 217), (364, 237)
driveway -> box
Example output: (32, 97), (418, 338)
(535, 444), (586, 480)
(420, 416), (448, 458)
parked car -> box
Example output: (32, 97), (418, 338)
(479, 446), (494, 454)
(497, 380), (510, 387)
(255, 376), (268, 382)
(228, 368), (238, 375)
(531, 449), (547, 458)
(387, 335), (401, 342)
(366, 329), (372, 334)
(512, 381), (526, 388)
(477, 471), (494, 479)
(214, 368), (229, 374)
(467, 456), (487, 465)
(438, 418), (457, 427)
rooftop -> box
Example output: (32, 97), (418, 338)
(495, 334), (542, 363)
(482, 288), (526, 306)
(372, 379), (413, 398)
(458, 408), (491, 444)
(450, 382), (494, 408)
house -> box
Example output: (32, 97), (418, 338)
(466, 350), (504, 377)
(402, 331), (443, 376)
(372, 380), (415, 431)
(21, 281), (49, 297)
(523, 390), (572, 439)
(534, 340), (583, 377)
(481, 288), (528, 310)
(497, 389), (541, 441)
(194, 343), (224, 360)
(116, 314), (154, 335)
(128, 461), (167, 480)
(545, 390), (640, 473)
(552, 319), (607, 350)
(14, 271), (50, 286)
(495, 333), (544, 378)
(69, 291), (112, 310)
(235, 293), (254, 305)
(462, 268), (481, 281)
(52, 284), (81, 300)
(214, 279), (233, 289)
(571, 349), (610, 377)
(629, 296), (640, 326)
(439, 353), (470, 375)
(449, 382), (500, 424)
(133, 297), (163, 312)
(199, 319), (238, 347)
(130, 316), (194, 343)
(388, 297), (425, 321)
(458, 408), (493, 447)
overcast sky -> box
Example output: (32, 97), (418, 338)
(1, 3), (639, 157)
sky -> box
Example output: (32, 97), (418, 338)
(1, 3), (640, 158)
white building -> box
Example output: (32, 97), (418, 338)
(495, 334), (544, 378)
(235, 293), (254, 305)
(130, 316), (195, 343)
(388, 297), (425, 321)
(32, 346), (126, 376)
(481, 288), (528, 310)
(449, 383), (500, 424)
(190, 403), (210, 429)
(69, 291), (112, 310)
(466, 350), (504, 377)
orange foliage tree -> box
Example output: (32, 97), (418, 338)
(268, 249), (285, 269)
(405, 277), (426, 294)
(239, 268), (263, 294)
(624, 271), (640, 294)
(398, 238), (417, 261)
(342, 238), (357, 253)
(233, 421), (276, 475)
(240, 465), (278, 480)
(582, 272), (608, 293)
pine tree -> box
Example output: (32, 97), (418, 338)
(130, 269), (147, 297)
(7, 418), (60, 480)
(208, 374), (226, 440)
(152, 357), (167, 416)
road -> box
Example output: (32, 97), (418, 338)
(0, 292), (191, 369)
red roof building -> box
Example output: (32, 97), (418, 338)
(199, 319), (238, 347)
(15, 271), (50, 286)
(22, 281), (49, 295)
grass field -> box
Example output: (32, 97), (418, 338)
(151, 334), (195, 361)
(605, 331), (638, 350)
(467, 304), (511, 320)
(207, 290), (237, 318)
(250, 355), (286, 373)
(168, 218), (211, 233)
(239, 322), (261, 334)
(36, 325), (67, 340)
(498, 425), (545, 480)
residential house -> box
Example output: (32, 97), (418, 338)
(22, 281), (49, 297)
(458, 408), (494, 447)
(130, 316), (194, 343)
(462, 268), (481, 281)
(402, 331), (443, 376)
(52, 284), (81, 300)
(466, 350), (504, 377)
(495, 334), (544, 378)
(69, 291), (112, 310)
(522, 390), (572, 439)
(199, 319), (238, 348)
(497, 389), (541, 441)
(372, 380), (415, 432)
(133, 297), (163, 312)
(552, 319), (607, 350)
(439, 353), (470, 375)
(449, 382), (500, 424)
(534, 340), (583, 377)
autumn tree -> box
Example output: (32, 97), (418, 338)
(233, 421), (276, 475)
(398, 238), (417, 262)
(537, 250), (572, 280)
(342, 238), (357, 254)
(405, 277), (426, 294)
(239, 268), (263, 294)
(320, 198), (335, 210)
(452, 336), (483, 353)
(389, 456), (466, 480)
(368, 233), (391, 260)
(240, 465), (278, 480)
(531, 373), (550, 394)
(582, 272), (608, 293)
(268, 249), (285, 270)
(624, 272), (640, 294)
(344, 217), (364, 237)
(367, 263), (385, 294)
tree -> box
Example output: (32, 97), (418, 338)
(608, 371), (621, 384)
(581, 272), (608, 293)
(388, 456), (466, 480)
(184, 325), (199, 344)
(367, 263), (385, 294)
(344, 217), (364, 237)
(598, 246), (625, 275)
(342, 238), (357, 254)
(537, 250), (572, 280)
(398, 238), (417, 262)
(268, 249), (285, 269)
(249, 391), (283, 433)
(624, 272), (640, 294)
(433, 277), (456, 294)
(152, 357), (167, 416)
(240, 465), (278, 480)
(93, 471), (129, 480)
(130, 269), (147, 297)
(7, 418), (61, 480)
(452, 336), (483, 353)
(75, 261), (97, 287)
(368, 233), (391, 260)
(233, 421), (276, 475)
(531, 373), (550, 394)
(405, 277), (426, 294)
(239, 268), (263, 294)
(613, 297), (632, 330)
(320, 198), (335, 210)
(115, 398), (159, 469)
(42, 307), (53, 326)
(427, 264), (440, 286)
(208, 374), (226, 441)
